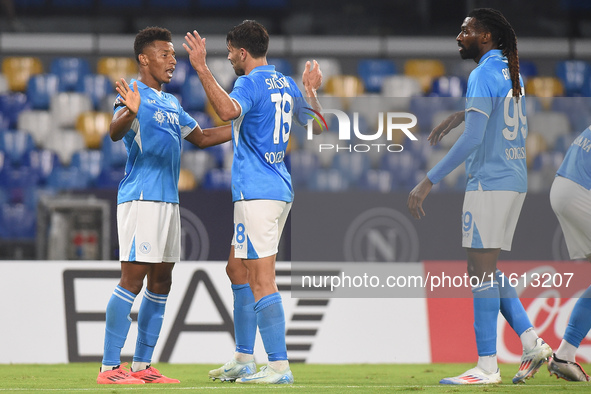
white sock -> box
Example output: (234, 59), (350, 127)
(268, 360), (289, 372)
(100, 365), (118, 373)
(520, 327), (539, 352)
(556, 339), (578, 362)
(234, 352), (254, 363)
(477, 354), (498, 374)
(131, 361), (150, 372)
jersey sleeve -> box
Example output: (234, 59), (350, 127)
(465, 67), (494, 118)
(229, 76), (257, 117)
(176, 98), (198, 139)
(288, 76), (313, 127)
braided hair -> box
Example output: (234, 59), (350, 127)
(469, 8), (521, 99)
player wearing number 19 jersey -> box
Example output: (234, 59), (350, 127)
(184, 20), (323, 384)
(407, 8), (551, 385)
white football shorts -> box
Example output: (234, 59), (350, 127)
(461, 189), (526, 250)
(550, 175), (591, 260)
(232, 199), (292, 259)
(117, 200), (181, 263)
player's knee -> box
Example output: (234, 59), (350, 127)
(118, 277), (144, 295)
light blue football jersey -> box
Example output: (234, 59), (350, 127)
(557, 126), (591, 189)
(229, 65), (308, 203)
(115, 79), (197, 204)
(464, 49), (528, 192)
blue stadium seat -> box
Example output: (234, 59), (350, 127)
(0, 93), (30, 129)
(96, 167), (124, 189)
(181, 74), (207, 112)
(203, 141), (232, 168)
(80, 74), (113, 110)
(51, 57), (91, 92)
(71, 149), (103, 187)
(24, 149), (61, 185)
(307, 169), (349, 192)
(381, 152), (421, 190)
(46, 164), (90, 191)
(201, 168), (232, 190)
(0, 130), (35, 166)
(268, 58), (293, 76)
(556, 60), (591, 97)
(358, 59), (397, 93)
(289, 150), (319, 189)
(332, 152), (371, 184)
(26, 74), (60, 110)
(430, 76), (467, 97)
(0, 202), (36, 240)
(551, 96), (591, 133)
(519, 60), (539, 81)
(408, 96), (450, 134)
(165, 59), (192, 94)
(358, 169), (392, 192)
(101, 133), (127, 169)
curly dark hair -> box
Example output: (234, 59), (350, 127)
(134, 26), (172, 63)
(469, 8), (521, 99)
(226, 20), (269, 58)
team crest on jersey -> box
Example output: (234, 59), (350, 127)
(153, 109), (166, 125)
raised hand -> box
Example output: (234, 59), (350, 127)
(302, 60), (322, 93)
(183, 30), (208, 72)
(115, 79), (140, 115)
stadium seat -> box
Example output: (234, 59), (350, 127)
(324, 75), (365, 97)
(0, 130), (36, 166)
(358, 169), (392, 192)
(0, 74), (9, 94)
(44, 129), (86, 165)
(430, 76), (467, 97)
(96, 166), (124, 189)
(97, 57), (138, 85)
(426, 149), (466, 191)
(17, 110), (53, 148)
(551, 96), (591, 133)
(525, 132), (548, 169)
(380, 75), (422, 110)
(403, 59), (445, 94)
(101, 133), (127, 169)
(528, 111), (571, 149)
(0, 92), (30, 129)
(525, 77), (564, 110)
(555, 59), (591, 96)
(268, 58), (292, 76)
(26, 74), (60, 110)
(71, 149), (103, 186)
(201, 168), (232, 190)
(381, 151), (422, 190)
(181, 150), (215, 184)
(50, 92), (93, 128)
(430, 110), (465, 150)
(178, 168), (197, 191)
(165, 58), (192, 94)
(1, 57), (43, 92)
(333, 152), (371, 184)
(409, 96), (450, 134)
(303, 130), (339, 168)
(0, 202), (36, 240)
(357, 59), (397, 94)
(519, 59), (539, 81)
(289, 150), (319, 189)
(181, 74), (207, 112)
(307, 169), (349, 192)
(75, 111), (112, 149)
(81, 74), (113, 110)
(207, 57), (237, 91)
(51, 57), (91, 92)
(46, 164), (90, 191)
(24, 149), (61, 185)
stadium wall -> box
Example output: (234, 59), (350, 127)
(1, 260), (589, 364)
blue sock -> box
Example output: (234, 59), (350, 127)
(134, 290), (168, 363)
(103, 285), (136, 366)
(472, 280), (500, 357)
(232, 283), (256, 355)
(255, 292), (287, 361)
(496, 270), (532, 336)
(564, 285), (591, 347)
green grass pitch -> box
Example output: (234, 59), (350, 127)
(0, 363), (589, 393)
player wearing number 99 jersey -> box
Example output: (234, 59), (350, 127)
(408, 8), (551, 385)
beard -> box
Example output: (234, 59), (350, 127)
(232, 63), (245, 76)
(459, 42), (480, 60)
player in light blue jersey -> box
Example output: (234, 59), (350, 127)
(97, 27), (231, 385)
(548, 126), (591, 382)
(407, 8), (551, 385)
(184, 20), (322, 384)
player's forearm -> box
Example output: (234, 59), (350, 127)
(304, 87), (323, 134)
(194, 66), (240, 121)
(109, 108), (136, 141)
